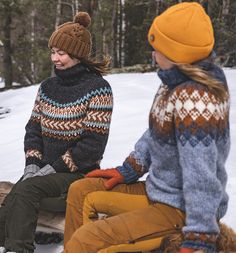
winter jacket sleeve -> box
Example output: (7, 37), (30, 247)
(172, 84), (230, 250)
(52, 85), (113, 173)
(24, 86), (44, 167)
(117, 129), (151, 183)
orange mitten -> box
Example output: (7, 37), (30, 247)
(86, 168), (124, 190)
(177, 248), (205, 253)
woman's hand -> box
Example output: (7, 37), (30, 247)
(177, 248), (205, 253)
(31, 164), (56, 177)
(86, 168), (124, 190)
(22, 164), (40, 181)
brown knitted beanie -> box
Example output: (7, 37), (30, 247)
(48, 12), (92, 59)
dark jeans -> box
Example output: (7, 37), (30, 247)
(0, 172), (83, 253)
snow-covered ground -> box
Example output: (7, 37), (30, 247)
(0, 70), (236, 252)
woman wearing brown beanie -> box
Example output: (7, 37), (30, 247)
(0, 12), (113, 253)
(62, 3), (230, 253)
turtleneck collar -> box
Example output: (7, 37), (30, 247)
(54, 63), (89, 86)
(158, 66), (190, 90)
(157, 56), (226, 90)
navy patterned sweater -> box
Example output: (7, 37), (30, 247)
(117, 61), (230, 252)
(24, 63), (113, 174)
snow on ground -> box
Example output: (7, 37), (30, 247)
(0, 70), (236, 252)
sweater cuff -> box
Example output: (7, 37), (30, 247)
(117, 162), (139, 183)
(181, 240), (216, 253)
(52, 158), (70, 173)
(25, 157), (44, 168)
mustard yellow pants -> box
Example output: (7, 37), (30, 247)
(63, 178), (185, 253)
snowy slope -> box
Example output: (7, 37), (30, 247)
(0, 70), (236, 252)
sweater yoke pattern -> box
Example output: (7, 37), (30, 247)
(30, 85), (113, 141)
(149, 82), (230, 147)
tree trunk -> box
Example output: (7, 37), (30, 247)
(97, 1), (104, 56)
(30, 9), (36, 84)
(118, 0), (123, 67)
(55, 0), (62, 29)
(222, 0), (230, 16)
(112, 0), (118, 68)
(74, 0), (80, 13)
(51, 0), (62, 76)
(200, 0), (209, 13)
(156, 0), (162, 15)
(2, 5), (13, 89)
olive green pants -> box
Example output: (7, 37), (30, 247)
(63, 178), (185, 253)
(0, 172), (83, 253)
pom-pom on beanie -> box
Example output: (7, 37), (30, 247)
(148, 2), (214, 64)
(48, 12), (91, 59)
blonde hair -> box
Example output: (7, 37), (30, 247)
(176, 63), (228, 101)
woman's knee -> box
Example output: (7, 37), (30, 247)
(65, 223), (99, 252)
(67, 179), (90, 201)
(67, 178), (105, 204)
(70, 221), (107, 246)
(11, 179), (36, 197)
(70, 217), (128, 248)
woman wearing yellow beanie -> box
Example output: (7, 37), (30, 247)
(62, 2), (230, 253)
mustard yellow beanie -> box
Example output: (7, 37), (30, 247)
(48, 12), (91, 59)
(148, 2), (214, 64)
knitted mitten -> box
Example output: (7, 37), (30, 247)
(86, 168), (124, 189)
(0, 247), (6, 253)
(22, 164), (40, 181)
(31, 164), (56, 177)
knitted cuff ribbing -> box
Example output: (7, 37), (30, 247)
(25, 157), (44, 168)
(117, 162), (139, 183)
(181, 240), (216, 253)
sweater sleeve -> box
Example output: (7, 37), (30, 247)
(24, 86), (44, 167)
(172, 85), (230, 243)
(52, 85), (113, 173)
(117, 129), (151, 183)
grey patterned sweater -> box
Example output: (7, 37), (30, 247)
(117, 61), (230, 253)
(24, 63), (113, 173)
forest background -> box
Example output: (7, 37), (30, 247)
(0, 0), (235, 90)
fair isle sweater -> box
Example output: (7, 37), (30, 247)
(24, 63), (113, 174)
(117, 61), (230, 251)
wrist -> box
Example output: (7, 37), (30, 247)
(25, 157), (44, 167)
(52, 158), (69, 173)
(182, 240), (216, 253)
(117, 163), (139, 183)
